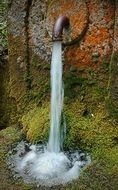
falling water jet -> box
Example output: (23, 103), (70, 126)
(47, 41), (63, 152)
(48, 16), (70, 153)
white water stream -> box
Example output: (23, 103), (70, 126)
(48, 41), (63, 153)
(8, 42), (91, 187)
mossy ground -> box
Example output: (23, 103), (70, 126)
(64, 100), (118, 189)
(0, 102), (117, 190)
(0, 54), (118, 189)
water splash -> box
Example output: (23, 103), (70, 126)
(8, 141), (91, 187)
(48, 41), (63, 153)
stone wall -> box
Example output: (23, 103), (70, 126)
(8, 0), (28, 102)
(7, 0), (118, 121)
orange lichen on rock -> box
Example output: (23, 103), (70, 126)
(47, 0), (115, 68)
(46, 0), (88, 42)
(70, 10), (87, 40)
(64, 0), (114, 68)
(87, 0), (98, 15)
(85, 27), (110, 46)
(60, 0), (74, 11)
(65, 47), (92, 67)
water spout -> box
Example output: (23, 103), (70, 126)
(52, 15), (70, 41)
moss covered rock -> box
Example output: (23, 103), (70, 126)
(21, 102), (50, 143)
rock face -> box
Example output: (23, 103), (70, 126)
(8, 0), (28, 101)
(7, 0), (118, 101)
(5, 0), (118, 131)
(65, 0), (115, 67)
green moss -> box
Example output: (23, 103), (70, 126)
(0, 126), (23, 150)
(110, 53), (118, 74)
(0, 126), (38, 189)
(74, 161), (118, 190)
(21, 102), (50, 143)
(0, 54), (18, 129)
(102, 57), (110, 70)
(62, 98), (118, 189)
(69, 66), (78, 72)
(23, 74), (32, 89)
(90, 86), (108, 102)
(106, 53), (118, 121)
(106, 98), (118, 121)
(64, 68), (87, 99)
(29, 54), (50, 104)
(64, 99), (117, 149)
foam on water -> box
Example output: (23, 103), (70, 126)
(8, 141), (91, 187)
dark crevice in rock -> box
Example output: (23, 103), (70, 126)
(8, 0), (13, 8)
(0, 48), (18, 130)
(0, 50), (9, 130)
(24, 0), (32, 90)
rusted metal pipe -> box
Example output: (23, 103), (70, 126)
(52, 15), (70, 41)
